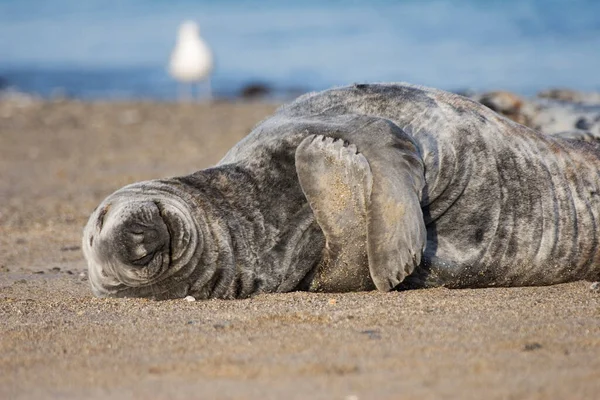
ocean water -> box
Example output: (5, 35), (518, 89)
(1, 0), (599, 100)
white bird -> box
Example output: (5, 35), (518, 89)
(169, 21), (213, 101)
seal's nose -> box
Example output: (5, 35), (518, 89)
(123, 224), (164, 266)
(102, 201), (170, 267)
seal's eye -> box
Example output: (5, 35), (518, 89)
(96, 204), (111, 231)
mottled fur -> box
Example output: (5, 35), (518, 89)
(83, 83), (600, 299)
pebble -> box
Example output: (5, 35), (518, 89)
(523, 342), (543, 351)
(575, 118), (591, 130)
(589, 282), (600, 293)
(360, 330), (382, 340)
(213, 321), (232, 329)
(60, 245), (81, 252)
(184, 295), (196, 302)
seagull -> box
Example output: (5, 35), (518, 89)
(169, 21), (214, 101)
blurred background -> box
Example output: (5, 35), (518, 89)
(1, 0), (599, 100)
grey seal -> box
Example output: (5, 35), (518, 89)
(82, 83), (600, 299)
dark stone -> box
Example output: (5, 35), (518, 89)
(523, 342), (543, 351)
(240, 83), (271, 99)
(575, 118), (591, 131)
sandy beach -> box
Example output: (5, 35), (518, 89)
(1, 98), (599, 399)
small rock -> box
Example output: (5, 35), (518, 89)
(328, 298), (337, 305)
(78, 271), (88, 281)
(538, 88), (581, 103)
(0, 265), (10, 273)
(50, 267), (61, 273)
(360, 329), (382, 340)
(523, 342), (543, 351)
(537, 88), (600, 105)
(589, 282), (600, 293)
(33, 270), (45, 275)
(240, 83), (271, 99)
(60, 245), (81, 252)
(184, 295), (196, 302)
(478, 91), (523, 114)
(213, 321), (232, 330)
(575, 118), (592, 131)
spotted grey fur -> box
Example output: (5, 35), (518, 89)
(83, 83), (600, 299)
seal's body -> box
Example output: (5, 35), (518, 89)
(83, 83), (600, 299)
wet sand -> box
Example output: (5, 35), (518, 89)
(1, 98), (599, 399)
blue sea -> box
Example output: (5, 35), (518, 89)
(1, 0), (600, 100)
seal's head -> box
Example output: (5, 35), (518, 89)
(82, 182), (202, 299)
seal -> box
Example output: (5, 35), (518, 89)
(82, 83), (600, 299)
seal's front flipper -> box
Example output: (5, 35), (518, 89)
(295, 120), (427, 292)
(360, 121), (427, 291)
(295, 135), (374, 292)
